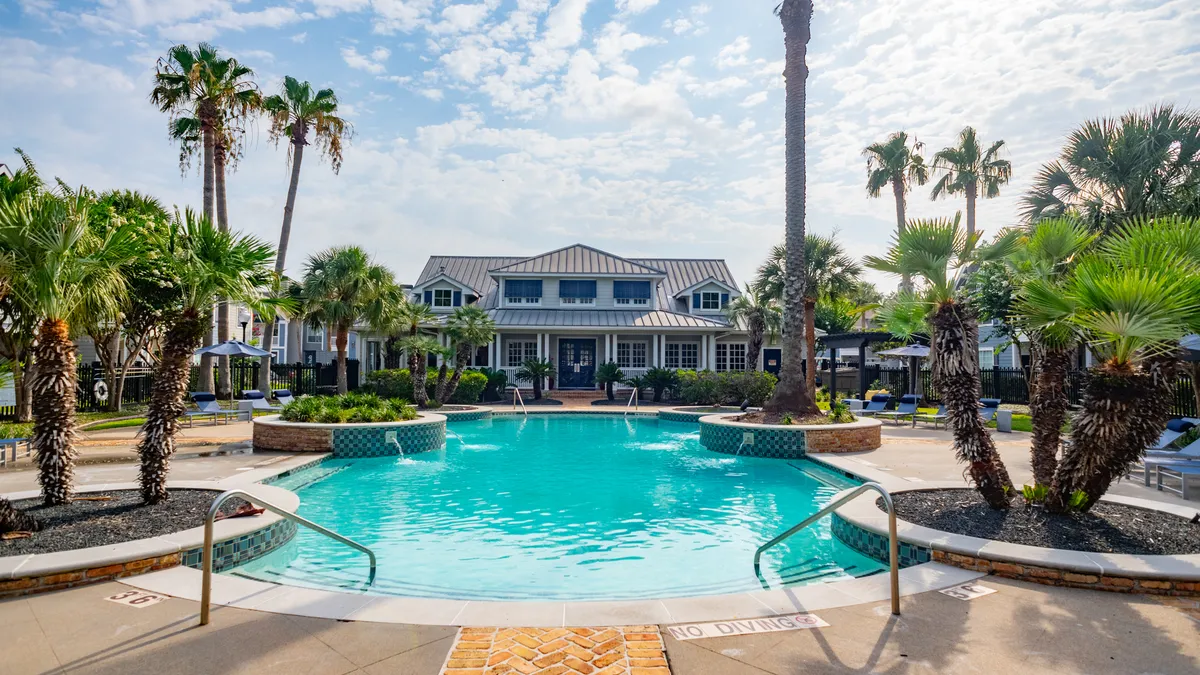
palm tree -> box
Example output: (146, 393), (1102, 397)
(0, 148), (45, 423)
(516, 358), (556, 400)
(1007, 218), (1095, 487)
(0, 190), (138, 505)
(137, 209), (274, 504)
(301, 247), (392, 395)
(151, 43), (259, 397)
(864, 131), (929, 290)
(388, 300), (438, 406)
(763, 0), (819, 417)
(724, 285), (782, 373)
(257, 77), (352, 395)
(396, 334), (442, 406)
(644, 366), (678, 402)
(757, 234), (861, 396)
(596, 362), (624, 401)
(866, 215), (1020, 509)
(931, 127), (1012, 239)
(439, 305), (496, 403)
(1021, 105), (1200, 231)
(1020, 216), (1200, 511)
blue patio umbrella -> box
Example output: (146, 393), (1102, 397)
(1181, 334), (1200, 362)
(195, 340), (272, 403)
(877, 345), (930, 398)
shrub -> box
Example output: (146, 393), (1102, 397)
(364, 368), (415, 400)
(644, 367), (678, 402)
(678, 370), (722, 406)
(279, 394), (419, 424)
(828, 400), (855, 424)
(450, 370), (488, 404)
(717, 371), (777, 407)
(478, 367), (508, 402)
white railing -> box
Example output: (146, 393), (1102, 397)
(613, 368), (649, 387)
(500, 366), (522, 388)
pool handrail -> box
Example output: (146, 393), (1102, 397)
(753, 481), (900, 616)
(513, 387), (528, 416)
(624, 387), (638, 416)
(199, 489), (377, 626)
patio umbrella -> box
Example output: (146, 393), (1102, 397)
(876, 345), (931, 397)
(1180, 334), (1200, 362)
(195, 340), (272, 405)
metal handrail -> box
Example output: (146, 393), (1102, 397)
(513, 387), (528, 416)
(199, 489), (377, 626)
(623, 387), (638, 416)
(753, 482), (900, 616)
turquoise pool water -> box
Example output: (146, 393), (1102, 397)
(238, 415), (884, 600)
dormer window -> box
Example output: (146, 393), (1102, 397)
(433, 289), (453, 307)
(693, 291), (728, 311)
(614, 281), (651, 306)
(559, 280), (596, 306)
(504, 279), (543, 305)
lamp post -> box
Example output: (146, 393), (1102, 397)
(238, 309), (251, 343)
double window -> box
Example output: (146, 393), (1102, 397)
(305, 325), (325, 347)
(559, 280), (596, 306)
(433, 289), (453, 307)
(692, 290), (729, 311)
(716, 343), (747, 372)
(616, 342), (647, 369)
(504, 279), (543, 305)
(507, 341), (539, 367)
(665, 343), (699, 370)
(702, 292), (722, 310)
(614, 280), (651, 306)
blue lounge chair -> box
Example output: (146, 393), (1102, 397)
(0, 437), (30, 467)
(856, 393), (893, 417)
(1142, 437), (1200, 487)
(979, 398), (1002, 423)
(877, 394), (922, 424)
(185, 392), (243, 426)
(240, 390), (282, 413)
(1153, 418), (1197, 450)
(912, 404), (948, 429)
(273, 389), (296, 406)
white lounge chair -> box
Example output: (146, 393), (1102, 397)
(273, 389), (296, 406)
(239, 390), (282, 412)
(184, 393), (244, 426)
(877, 394), (922, 424)
(1152, 418), (1198, 450)
(912, 404), (948, 429)
(1141, 437), (1200, 487)
(855, 394), (893, 417)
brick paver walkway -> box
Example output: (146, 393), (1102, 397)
(441, 625), (669, 674)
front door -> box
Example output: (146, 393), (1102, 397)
(763, 348), (782, 376)
(558, 339), (596, 389)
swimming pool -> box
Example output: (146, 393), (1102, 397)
(238, 415), (884, 601)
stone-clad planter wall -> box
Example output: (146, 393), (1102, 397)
(698, 415), (882, 458)
(658, 407), (743, 424)
(441, 407), (492, 423)
(253, 414), (447, 458)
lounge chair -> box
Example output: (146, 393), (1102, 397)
(979, 398), (1002, 423)
(855, 393), (894, 417)
(876, 394), (922, 424)
(912, 404), (948, 429)
(0, 437), (30, 467)
(273, 389), (296, 406)
(1153, 418), (1197, 450)
(185, 393), (243, 426)
(240, 390), (282, 412)
(1142, 437), (1200, 487)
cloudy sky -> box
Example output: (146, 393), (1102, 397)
(2, 0), (1198, 291)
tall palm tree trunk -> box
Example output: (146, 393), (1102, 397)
(335, 324), (349, 394)
(441, 345), (471, 403)
(930, 302), (1011, 508)
(965, 181), (978, 239)
(258, 132), (307, 395)
(891, 180), (911, 291)
(1029, 343), (1070, 486)
(198, 111), (218, 395)
(764, 0), (819, 416)
(32, 319), (78, 506)
(1190, 362), (1200, 417)
(138, 308), (206, 504)
(214, 141), (232, 399)
(804, 297), (818, 398)
(13, 356), (32, 423)
(747, 317), (764, 372)
(1049, 358), (1176, 512)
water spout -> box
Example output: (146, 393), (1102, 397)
(385, 431), (405, 458)
(446, 428), (469, 450)
(734, 440), (747, 457)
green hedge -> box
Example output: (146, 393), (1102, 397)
(675, 370), (777, 407)
(279, 392), (419, 424)
(363, 368), (487, 404)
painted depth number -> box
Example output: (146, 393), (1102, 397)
(938, 583), (997, 601)
(105, 590), (169, 608)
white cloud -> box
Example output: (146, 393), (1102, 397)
(616, 0), (658, 14)
(686, 76), (750, 98)
(420, 88), (445, 101)
(291, 32), (308, 43)
(716, 36), (750, 69)
(662, 3), (709, 36)
(341, 46), (391, 74)
(370, 0), (436, 34)
(739, 90), (768, 108)
(429, 2), (494, 35)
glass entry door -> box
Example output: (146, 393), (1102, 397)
(557, 339), (596, 389)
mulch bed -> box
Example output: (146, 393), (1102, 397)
(735, 412), (830, 425)
(885, 489), (1200, 555)
(3, 490), (250, 556)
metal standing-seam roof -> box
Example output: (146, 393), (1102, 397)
(488, 309), (730, 329)
(489, 244), (666, 276)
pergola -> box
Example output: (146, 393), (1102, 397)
(818, 331), (900, 401)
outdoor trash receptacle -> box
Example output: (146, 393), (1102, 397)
(996, 410), (1013, 432)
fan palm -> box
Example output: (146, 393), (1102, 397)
(301, 247), (392, 395)
(257, 77), (352, 394)
(866, 215), (1020, 509)
(1021, 105), (1200, 231)
(763, 0), (819, 416)
(396, 334), (443, 406)
(151, 43), (260, 396)
(516, 358), (556, 400)
(439, 305), (496, 403)
(1007, 218), (1096, 486)
(137, 209), (274, 503)
(1020, 216), (1200, 511)
(0, 148), (45, 423)
(723, 285), (782, 373)
(757, 233), (860, 395)
(864, 131), (929, 290)
(931, 127), (1012, 238)
(0, 190), (138, 505)
(596, 362), (625, 401)
(386, 300), (438, 406)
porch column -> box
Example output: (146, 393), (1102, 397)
(610, 333), (618, 364)
(699, 335), (708, 370)
(659, 334), (667, 367)
(536, 333), (544, 361)
(708, 334), (717, 372)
